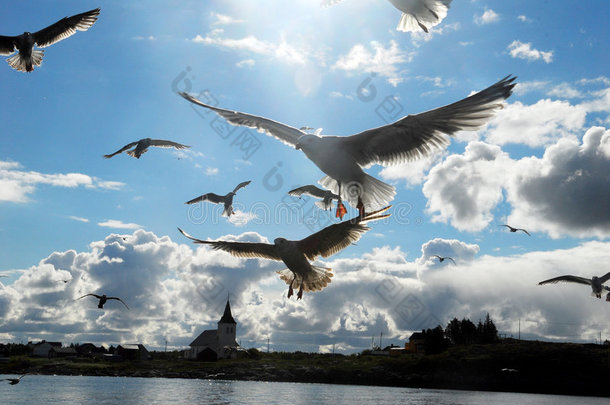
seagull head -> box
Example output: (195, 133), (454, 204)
(274, 237), (288, 246)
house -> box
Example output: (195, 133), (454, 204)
(76, 343), (107, 358)
(32, 341), (62, 357)
(407, 332), (425, 354)
(48, 346), (77, 359)
(116, 344), (150, 361)
(186, 298), (238, 361)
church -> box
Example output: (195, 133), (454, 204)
(185, 298), (238, 361)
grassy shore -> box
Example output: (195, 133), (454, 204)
(2, 339), (610, 397)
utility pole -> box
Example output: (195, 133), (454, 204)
(380, 332), (383, 350)
(267, 338), (270, 353)
(518, 318), (520, 340)
(164, 339), (168, 352)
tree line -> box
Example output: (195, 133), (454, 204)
(421, 313), (499, 354)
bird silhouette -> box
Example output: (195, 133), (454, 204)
(3, 374), (27, 385)
(0, 8), (100, 72)
(77, 293), (129, 309)
(185, 180), (251, 217)
(104, 138), (190, 159)
(180, 75), (515, 216)
(288, 185), (346, 219)
(178, 206), (390, 299)
(432, 255), (456, 265)
(538, 272), (610, 300)
(501, 224), (530, 236)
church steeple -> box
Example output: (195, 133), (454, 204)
(218, 298), (236, 324)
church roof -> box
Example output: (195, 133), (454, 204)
(218, 299), (236, 324)
(189, 329), (217, 347)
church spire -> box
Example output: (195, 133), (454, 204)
(218, 297), (236, 324)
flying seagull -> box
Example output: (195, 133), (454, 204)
(104, 138), (190, 159)
(538, 272), (610, 301)
(186, 180), (252, 217)
(501, 224), (530, 236)
(321, 0), (452, 33)
(0, 8), (100, 72)
(178, 206), (391, 299)
(179, 75), (515, 216)
(3, 374), (27, 385)
(77, 293), (129, 309)
(288, 185), (346, 219)
(432, 255), (456, 265)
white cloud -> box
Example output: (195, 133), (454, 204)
(205, 167), (219, 176)
(517, 15), (532, 23)
(69, 216), (89, 223)
(507, 40), (554, 63)
(97, 220), (143, 230)
(212, 13), (243, 25)
(236, 59), (255, 68)
(132, 35), (156, 41)
(410, 22), (460, 47)
(474, 9), (500, 25)
(228, 210), (259, 227)
(332, 40), (413, 86)
(0, 160), (125, 203)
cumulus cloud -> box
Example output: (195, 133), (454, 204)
(97, 220), (143, 230)
(236, 59), (255, 68)
(332, 40), (413, 86)
(507, 40), (554, 63)
(0, 160), (125, 203)
(474, 9), (500, 25)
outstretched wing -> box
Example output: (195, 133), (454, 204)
(538, 275), (591, 286)
(179, 92), (305, 148)
(177, 228), (280, 260)
(298, 206), (391, 260)
(149, 139), (190, 150)
(288, 185), (327, 199)
(0, 35), (16, 55)
(76, 293), (101, 300)
(107, 296), (130, 310)
(342, 76), (516, 167)
(517, 228), (531, 236)
(104, 141), (138, 158)
(32, 8), (100, 48)
(447, 257), (457, 265)
(185, 193), (225, 205)
(232, 180), (252, 194)
(599, 272), (610, 284)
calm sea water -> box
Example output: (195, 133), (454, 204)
(0, 374), (608, 405)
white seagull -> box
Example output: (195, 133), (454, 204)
(432, 255), (456, 265)
(321, 0), (452, 33)
(288, 185), (346, 219)
(0, 8), (100, 72)
(104, 138), (190, 159)
(178, 206), (391, 299)
(538, 272), (610, 301)
(180, 75), (516, 215)
(186, 180), (252, 217)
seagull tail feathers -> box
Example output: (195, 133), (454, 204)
(319, 174), (395, 212)
(276, 266), (333, 293)
(7, 50), (44, 72)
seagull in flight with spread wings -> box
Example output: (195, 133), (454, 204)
(178, 206), (391, 299)
(288, 185), (346, 219)
(538, 272), (610, 301)
(104, 138), (190, 159)
(77, 293), (129, 309)
(0, 8), (100, 72)
(321, 0), (452, 33)
(180, 75), (515, 216)
(186, 180), (251, 217)
(500, 224), (530, 236)
(2, 374), (27, 385)
(432, 255), (456, 265)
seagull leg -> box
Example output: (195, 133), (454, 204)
(297, 283), (304, 300)
(335, 200), (347, 219)
(287, 277), (295, 298)
(356, 197), (365, 217)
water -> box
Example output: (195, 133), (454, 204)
(0, 375), (608, 404)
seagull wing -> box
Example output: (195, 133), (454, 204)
(185, 193), (225, 205)
(0, 35), (16, 55)
(179, 92), (304, 148)
(342, 76), (516, 167)
(447, 257), (457, 265)
(76, 293), (101, 300)
(538, 275), (592, 286)
(32, 8), (100, 48)
(518, 228), (531, 236)
(149, 139), (190, 150)
(288, 185), (327, 199)
(232, 180), (252, 194)
(104, 141), (139, 158)
(107, 296), (130, 310)
(178, 228), (280, 260)
(298, 206), (391, 260)
(598, 272), (610, 284)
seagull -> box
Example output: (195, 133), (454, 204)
(500, 224), (530, 236)
(3, 374), (27, 385)
(0, 8), (100, 72)
(185, 180), (252, 217)
(538, 272), (610, 300)
(432, 255), (456, 265)
(76, 293), (129, 309)
(104, 138), (190, 159)
(178, 206), (391, 299)
(321, 0), (452, 33)
(288, 185), (346, 219)
(179, 75), (515, 216)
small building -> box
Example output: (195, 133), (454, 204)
(48, 346), (77, 359)
(186, 298), (238, 361)
(76, 343), (107, 357)
(32, 341), (62, 357)
(407, 332), (425, 354)
(116, 344), (150, 361)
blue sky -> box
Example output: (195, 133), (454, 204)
(1, 0), (609, 352)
